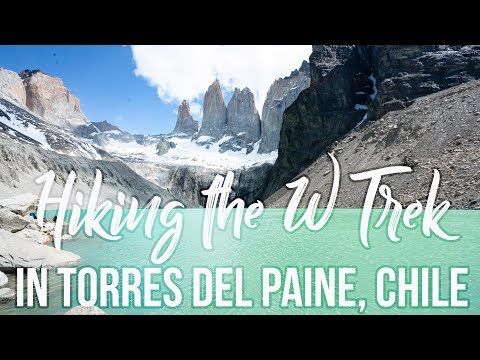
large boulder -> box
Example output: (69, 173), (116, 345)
(0, 270), (7, 287)
(0, 288), (15, 303)
(0, 270), (14, 303)
(16, 228), (52, 244)
(156, 137), (176, 156)
(65, 305), (107, 315)
(0, 228), (81, 270)
(0, 193), (39, 216)
(0, 209), (29, 233)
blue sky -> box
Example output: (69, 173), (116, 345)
(0, 45), (178, 134)
(0, 45), (311, 134)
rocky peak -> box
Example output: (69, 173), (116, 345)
(219, 87), (261, 153)
(198, 79), (227, 140)
(0, 68), (26, 106)
(226, 87), (260, 140)
(23, 71), (89, 127)
(310, 45), (355, 83)
(18, 69), (42, 80)
(92, 120), (120, 132)
(263, 45), (480, 198)
(174, 100), (199, 135)
(258, 61), (311, 154)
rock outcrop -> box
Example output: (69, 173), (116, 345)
(226, 87), (261, 140)
(0, 228), (81, 269)
(1, 97), (105, 158)
(22, 70), (89, 127)
(0, 271), (7, 286)
(258, 61), (310, 154)
(0, 193), (38, 216)
(366, 45), (480, 119)
(198, 79), (227, 140)
(173, 100), (198, 135)
(0, 288), (15, 303)
(156, 136), (176, 156)
(0, 270), (14, 303)
(267, 79), (480, 210)
(263, 45), (480, 198)
(0, 68), (26, 106)
(0, 209), (29, 233)
(152, 162), (273, 207)
(219, 87), (261, 153)
(309, 46), (355, 83)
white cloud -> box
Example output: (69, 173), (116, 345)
(189, 102), (202, 119)
(130, 45), (311, 119)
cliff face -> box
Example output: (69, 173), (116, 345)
(198, 79), (227, 140)
(22, 71), (89, 127)
(173, 100), (198, 135)
(226, 87), (260, 141)
(263, 45), (480, 198)
(258, 61), (310, 154)
(0, 68), (26, 106)
(263, 46), (372, 196)
(267, 79), (480, 210)
(220, 87), (261, 153)
(366, 45), (480, 118)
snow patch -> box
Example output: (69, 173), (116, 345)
(369, 74), (377, 100)
(354, 104), (368, 110)
(0, 103), (51, 150)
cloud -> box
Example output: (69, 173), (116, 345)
(130, 45), (311, 119)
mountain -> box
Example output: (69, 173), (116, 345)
(0, 69), (192, 206)
(173, 100), (199, 135)
(0, 132), (191, 206)
(0, 62), (309, 207)
(0, 68), (89, 128)
(69, 64), (309, 206)
(0, 68), (26, 105)
(0, 97), (106, 159)
(263, 45), (480, 198)
(197, 79), (228, 141)
(266, 79), (480, 210)
(258, 60), (310, 153)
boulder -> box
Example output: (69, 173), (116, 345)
(156, 138), (176, 156)
(0, 270), (7, 287)
(0, 209), (29, 232)
(0, 193), (39, 216)
(64, 305), (107, 315)
(0, 288), (15, 303)
(0, 228), (81, 270)
(16, 228), (52, 244)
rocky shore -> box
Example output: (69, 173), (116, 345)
(0, 193), (81, 304)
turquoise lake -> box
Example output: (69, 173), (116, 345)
(1, 209), (479, 315)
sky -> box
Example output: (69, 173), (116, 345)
(0, 45), (311, 134)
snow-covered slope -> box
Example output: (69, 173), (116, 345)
(0, 98), (106, 160)
(102, 134), (277, 169)
(72, 127), (277, 206)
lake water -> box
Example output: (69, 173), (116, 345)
(1, 209), (479, 314)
